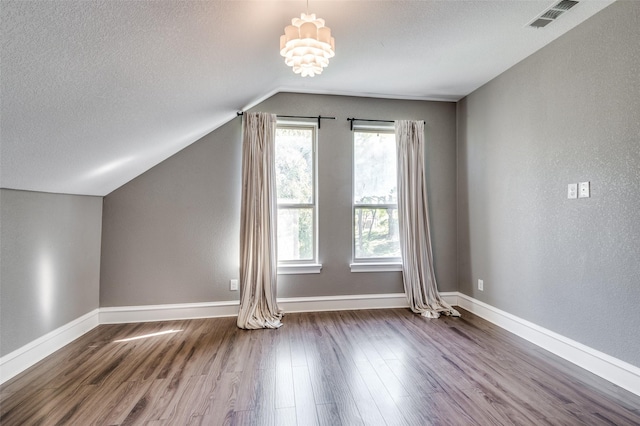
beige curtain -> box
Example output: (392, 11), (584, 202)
(237, 112), (283, 329)
(395, 120), (460, 319)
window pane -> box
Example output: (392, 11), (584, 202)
(354, 131), (397, 205)
(354, 207), (400, 259)
(277, 208), (313, 261)
(276, 128), (313, 204)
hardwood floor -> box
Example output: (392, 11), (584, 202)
(2, 308), (639, 425)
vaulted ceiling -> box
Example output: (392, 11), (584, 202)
(1, 0), (615, 196)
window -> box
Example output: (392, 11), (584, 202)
(352, 128), (401, 268)
(275, 123), (320, 274)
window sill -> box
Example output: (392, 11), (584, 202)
(350, 262), (403, 273)
(278, 263), (323, 275)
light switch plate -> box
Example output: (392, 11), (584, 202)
(579, 181), (590, 198)
(568, 183), (578, 199)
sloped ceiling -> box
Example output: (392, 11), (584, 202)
(1, 0), (615, 196)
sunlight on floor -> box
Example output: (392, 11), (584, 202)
(113, 329), (182, 343)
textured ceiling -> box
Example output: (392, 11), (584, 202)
(1, 0), (615, 196)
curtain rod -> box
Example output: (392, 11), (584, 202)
(236, 112), (336, 129)
(346, 117), (425, 131)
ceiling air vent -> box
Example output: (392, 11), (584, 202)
(554, 0), (579, 11)
(530, 18), (553, 28)
(528, 0), (579, 29)
(541, 9), (564, 20)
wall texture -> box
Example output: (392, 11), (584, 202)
(0, 189), (102, 356)
(100, 93), (457, 306)
(457, 1), (640, 367)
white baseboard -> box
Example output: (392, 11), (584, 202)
(281, 292), (459, 312)
(456, 293), (640, 397)
(98, 292), (457, 322)
(5, 292), (638, 398)
(0, 309), (99, 385)
(99, 300), (240, 324)
(99, 293), (413, 324)
(279, 292), (408, 312)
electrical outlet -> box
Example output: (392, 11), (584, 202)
(579, 181), (590, 198)
(567, 183), (578, 199)
(478, 279), (484, 291)
(230, 279), (238, 291)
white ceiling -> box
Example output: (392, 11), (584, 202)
(1, 0), (615, 196)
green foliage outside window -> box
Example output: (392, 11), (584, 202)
(275, 127), (314, 261)
(354, 130), (401, 259)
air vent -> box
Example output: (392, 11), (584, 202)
(554, 0), (579, 11)
(541, 10), (564, 20)
(528, 0), (579, 29)
(530, 18), (553, 28)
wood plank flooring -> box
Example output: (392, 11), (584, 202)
(1, 308), (639, 425)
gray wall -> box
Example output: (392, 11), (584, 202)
(0, 189), (102, 356)
(100, 93), (457, 306)
(457, 0), (640, 367)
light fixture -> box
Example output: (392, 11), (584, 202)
(279, 6), (335, 77)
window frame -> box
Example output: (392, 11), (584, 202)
(275, 120), (321, 274)
(351, 125), (402, 270)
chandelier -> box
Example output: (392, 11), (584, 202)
(280, 12), (335, 77)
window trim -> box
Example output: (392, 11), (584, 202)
(278, 263), (323, 275)
(352, 127), (402, 265)
(349, 262), (402, 273)
(275, 121), (320, 272)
